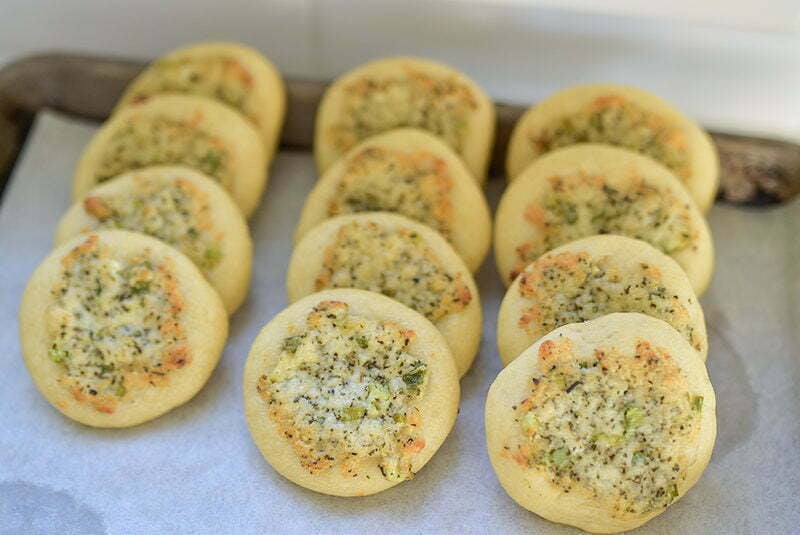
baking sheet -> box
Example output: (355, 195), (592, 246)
(0, 111), (798, 534)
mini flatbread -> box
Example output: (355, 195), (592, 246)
(73, 94), (267, 218)
(297, 128), (492, 272)
(243, 289), (460, 496)
(495, 144), (714, 294)
(19, 230), (228, 427)
(506, 83), (719, 212)
(486, 313), (716, 533)
(288, 212), (482, 376)
(115, 41), (286, 157)
(497, 235), (707, 365)
(56, 166), (252, 314)
(315, 57), (495, 182)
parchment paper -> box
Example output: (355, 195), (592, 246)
(1, 112), (798, 534)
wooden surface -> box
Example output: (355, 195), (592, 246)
(0, 53), (797, 206)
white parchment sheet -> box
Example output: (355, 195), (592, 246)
(1, 112), (798, 534)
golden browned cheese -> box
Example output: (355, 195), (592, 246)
(327, 147), (454, 239)
(92, 116), (233, 189)
(516, 252), (703, 352)
(506, 337), (703, 518)
(81, 177), (223, 273)
(513, 173), (696, 281)
(326, 68), (478, 160)
(315, 220), (471, 322)
(47, 236), (190, 415)
(123, 56), (258, 123)
(529, 95), (690, 181)
(256, 301), (428, 481)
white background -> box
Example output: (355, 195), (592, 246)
(1, 0), (799, 139)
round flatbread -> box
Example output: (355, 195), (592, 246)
(315, 57), (495, 182)
(115, 41), (286, 157)
(288, 212), (482, 376)
(497, 235), (707, 366)
(19, 230), (228, 427)
(296, 128), (492, 272)
(486, 313), (716, 533)
(494, 144), (714, 295)
(56, 166), (252, 314)
(506, 83), (719, 212)
(73, 94), (267, 218)
(243, 289), (460, 496)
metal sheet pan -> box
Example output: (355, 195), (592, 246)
(0, 54), (798, 534)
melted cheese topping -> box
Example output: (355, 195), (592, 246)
(517, 252), (703, 352)
(531, 95), (690, 180)
(82, 177), (223, 272)
(93, 116), (232, 188)
(328, 147), (454, 239)
(513, 173), (697, 280)
(47, 236), (190, 414)
(327, 68), (478, 157)
(315, 221), (471, 322)
(506, 337), (703, 518)
(126, 56), (258, 125)
(257, 301), (427, 480)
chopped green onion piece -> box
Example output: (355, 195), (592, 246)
(340, 405), (366, 421)
(668, 483), (679, 499)
(201, 150), (223, 173)
(203, 245), (223, 267)
(624, 405), (645, 434)
(355, 336), (369, 349)
(367, 383), (390, 402)
(691, 395), (704, 412)
(130, 280), (150, 294)
(48, 348), (68, 363)
(281, 335), (304, 353)
(402, 367), (426, 387)
(520, 412), (539, 436)
(592, 432), (624, 446)
(549, 447), (570, 469)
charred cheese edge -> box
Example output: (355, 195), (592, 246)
(19, 230), (228, 427)
(243, 289), (459, 497)
(486, 313), (716, 533)
(114, 41), (286, 157)
(288, 212), (482, 376)
(506, 83), (719, 212)
(497, 235), (708, 366)
(73, 94), (267, 218)
(495, 144), (714, 294)
(56, 166), (252, 314)
(297, 128), (492, 272)
(315, 57), (495, 182)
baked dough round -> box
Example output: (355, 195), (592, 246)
(486, 313), (716, 533)
(297, 128), (492, 272)
(288, 212), (482, 376)
(73, 94), (267, 218)
(494, 144), (714, 294)
(244, 289), (460, 496)
(115, 41), (286, 157)
(56, 166), (252, 315)
(506, 83), (719, 212)
(497, 235), (707, 366)
(315, 57), (495, 182)
(19, 230), (228, 428)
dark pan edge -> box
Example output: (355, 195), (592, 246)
(1, 52), (797, 207)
